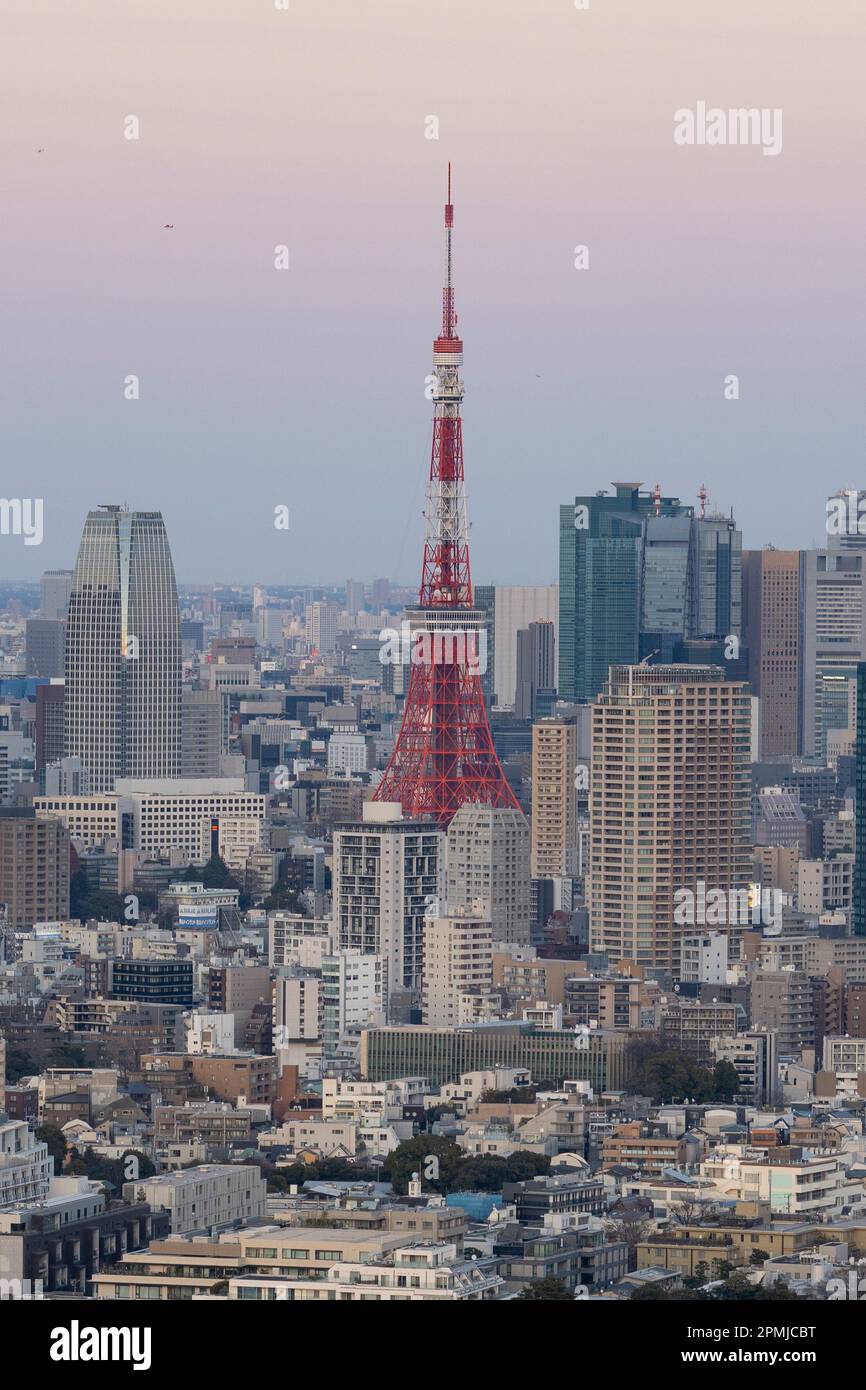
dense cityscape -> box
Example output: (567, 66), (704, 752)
(2, 0), (862, 1364)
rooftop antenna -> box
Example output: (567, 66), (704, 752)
(698, 483), (708, 520)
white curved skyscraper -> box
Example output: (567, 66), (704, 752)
(64, 506), (181, 791)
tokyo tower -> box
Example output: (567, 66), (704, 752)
(373, 166), (520, 827)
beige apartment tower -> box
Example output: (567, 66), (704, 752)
(421, 910), (493, 1029)
(0, 809), (70, 929)
(530, 716), (578, 878)
(588, 665), (752, 972)
(742, 549), (803, 758)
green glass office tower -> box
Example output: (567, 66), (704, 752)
(558, 483), (691, 701)
(559, 485), (742, 702)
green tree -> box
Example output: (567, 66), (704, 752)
(711, 1060), (740, 1102)
(36, 1123), (68, 1173)
(385, 1136), (463, 1195)
(517, 1277), (574, 1301)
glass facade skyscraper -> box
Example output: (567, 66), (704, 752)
(559, 485), (742, 701)
(65, 506), (182, 791)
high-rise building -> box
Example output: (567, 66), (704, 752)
(25, 618), (65, 679)
(0, 808), (70, 928)
(445, 804), (531, 945)
(181, 690), (225, 778)
(559, 484), (691, 701)
(559, 486), (742, 702)
(305, 600), (339, 656)
(588, 665), (752, 972)
(345, 580), (366, 617)
(802, 548), (866, 759)
(530, 716), (578, 879)
(514, 621), (555, 720)
(422, 910), (493, 1028)
(40, 569), (72, 621)
(854, 662), (866, 937)
(333, 802), (444, 993)
(64, 507), (182, 792)
(35, 683), (65, 780)
(493, 586), (558, 709)
(742, 548), (804, 758)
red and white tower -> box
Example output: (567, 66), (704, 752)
(373, 166), (520, 827)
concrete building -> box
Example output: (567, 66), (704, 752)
(123, 1164), (266, 1234)
(181, 690), (225, 778)
(798, 855), (854, 915)
(531, 716), (578, 878)
(751, 970), (816, 1053)
(493, 585), (558, 709)
(742, 548), (804, 758)
(446, 804), (531, 946)
(25, 618), (65, 679)
(332, 802), (443, 995)
(0, 808), (70, 929)
(679, 932), (729, 985)
(711, 1031), (778, 1106)
(40, 569), (72, 621)
(0, 1120), (53, 1208)
(360, 1023), (630, 1090)
(802, 548), (866, 759)
(422, 910), (493, 1028)
(113, 778), (267, 865)
(514, 620), (556, 720)
(589, 664), (752, 972)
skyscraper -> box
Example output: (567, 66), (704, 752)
(514, 621), (556, 720)
(802, 548), (866, 759)
(64, 506), (181, 792)
(493, 585), (558, 709)
(588, 664), (752, 973)
(742, 548), (804, 758)
(530, 715), (578, 879)
(559, 486), (742, 701)
(558, 483), (692, 701)
(40, 569), (73, 621)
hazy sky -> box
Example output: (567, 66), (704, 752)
(2, 0), (864, 585)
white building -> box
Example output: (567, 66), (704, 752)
(327, 733), (368, 775)
(446, 804), (531, 946)
(269, 914), (334, 969)
(422, 910), (493, 1029)
(798, 856), (854, 915)
(185, 1011), (235, 1056)
(332, 802), (443, 995)
(0, 1121), (53, 1208)
(123, 1164), (266, 1234)
(493, 585), (559, 709)
(114, 778), (267, 864)
(680, 932), (729, 985)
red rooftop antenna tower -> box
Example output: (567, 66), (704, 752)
(373, 166), (520, 826)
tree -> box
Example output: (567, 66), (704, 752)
(607, 1216), (653, 1270)
(517, 1277), (574, 1301)
(711, 1060), (740, 1102)
(36, 1124), (68, 1173)
(385, 1136), (463, 1195)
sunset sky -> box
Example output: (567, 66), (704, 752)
(2, 0), (864, 583)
